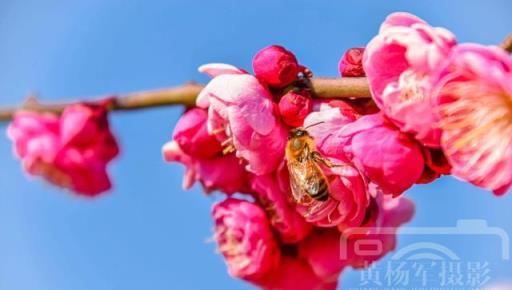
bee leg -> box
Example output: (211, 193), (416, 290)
(311, 151), (342, 168)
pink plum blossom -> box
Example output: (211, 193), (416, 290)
(303, 101), (357, 157)
(172, 108), (223, 158)
(341, 192), (415, 268)
(163, 107), (251, 194)
(291, 104), (370, 229)
(251, 256), (338, 290)
(252, 45), (306, 88)
(212, 198), (280, 280)
(335, 113), (425, 196)
(163, 141), (250, 194)
(251, 168), (312, 244)
(298, 229), (347, 281)
(435, 44), (512, 195)
(7, 103), (119, 196)
(196, 63), (287, 175)
(363, 12), (457, 147)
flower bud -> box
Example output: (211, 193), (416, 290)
(338, 47), (365, 77)
(278, 90), (312, 127)
(253, 45), (304, 88)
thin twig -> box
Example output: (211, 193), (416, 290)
(500, 34), (512, 53)
(0, 77), (371, 121)
(1, 33), (510, 122)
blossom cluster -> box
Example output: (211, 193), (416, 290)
(163, 57), (418, 287)
(162, 12), (512, 289)
(364, 12), (512, 195)
(7, 102), (119, 196)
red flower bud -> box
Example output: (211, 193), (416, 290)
(278, 90), (312, 127)
(338, 47), (365, 77)
(253, 45), (304, 88)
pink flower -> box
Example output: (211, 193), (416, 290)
(163, 108), (251, 194)
(289, 105), (370, 229)
(252, 257), (338, 290)
(196, 63), (287, 175)
(435, 44), (512, 195)
(212, 198), (280, 280)
(341, 193), (415, 268)
(251, 169), (312, 244)
(7, 103), (119, 196)
(303, 102), (357, 157)
(278, 90), (312, 127)
(298, 229), (347, 281)
(363, 12), (456, 147)
(336, 113), (425, 196)
(252, 45), (305, 88)
(172, 108), (223, 158)
(339, 47), (366, 77)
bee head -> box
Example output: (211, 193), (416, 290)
(288, 128), (309, 140)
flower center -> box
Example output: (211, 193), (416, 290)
(440, 80), (512, 149)
(439, 79), (512, 185)
(32, 161), (72, 189)
(260, 198), (285, 228)
(399, 70), (428, 102)
(216, 225), (250, 269)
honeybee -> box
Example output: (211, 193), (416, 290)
(285, 125), (335, 204)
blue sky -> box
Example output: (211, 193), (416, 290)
(0, 1), (512, 289)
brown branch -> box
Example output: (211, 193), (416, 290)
(1, 33), (509, 123)
(0, 77), (371, 122)
(311, 77), (370, 99)
(500, 34), (512, 53)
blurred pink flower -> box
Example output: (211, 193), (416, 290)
(251, 169), (312, 244)
(212, 198), (280, 280)
(336, 113), (425, 196)
(196, 63), (287, 175)
(278, 90), (312, 127)
(298, 229), (347, 281)
(364, 12), (456, 147)
(252, 257), (338, 290)
(253, 45), (305, 88)
(7, 104), (119, 196)
(339, 47), (366, 77)
(435, 44), (512, 195)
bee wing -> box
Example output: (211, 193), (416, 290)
(287, 159), (324, 203)
(288, 161), (307, 203)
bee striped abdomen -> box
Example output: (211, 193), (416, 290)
(306, 176), (329, 201)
